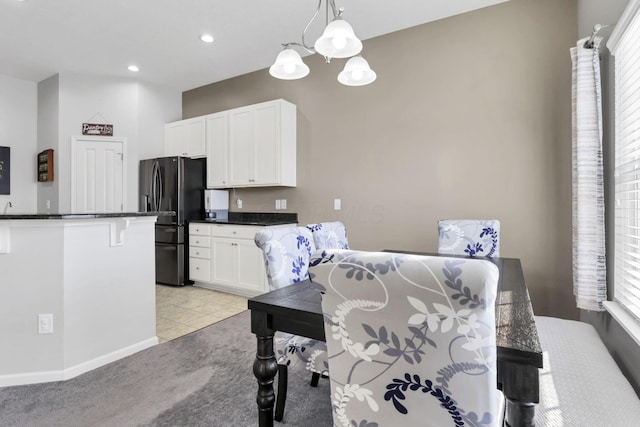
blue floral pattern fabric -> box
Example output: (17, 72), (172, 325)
(254, 227), (328, 374)
(306, 221), (350, 250)
(309, 249), (501, 427)
(255, 227), (316, 290)
(438, 219), (501, 258)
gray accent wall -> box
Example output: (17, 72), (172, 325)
(184, 0), (579, 320)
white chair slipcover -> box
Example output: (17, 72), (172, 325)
(306, 221), (350, 250)
(309, 249), (504, 427)
(438, 219), (501, 257)
(254, 226), (329, 421)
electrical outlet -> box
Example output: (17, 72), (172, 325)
(334, 199), (341, 210)
(237, 199), (243, 209)
(38, 314), (53, 334)
(275, 200), (281, 210)
(281, 199), (287, 209)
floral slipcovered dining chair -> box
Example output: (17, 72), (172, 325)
(254, 226), (328, 422)
(306, 221), (350, 250)
(309, 249), (504, 427)
(438, 219), (501, 257)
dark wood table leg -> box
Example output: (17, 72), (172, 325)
(251, 310), (278, 427)
(499, 360), (539, 427)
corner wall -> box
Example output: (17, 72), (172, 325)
(37, 74), (60, 213)
(38, 74), (181, 212)
(0, 74), (37, 213)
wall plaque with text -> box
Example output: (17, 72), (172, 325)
(82, 123), (113, 136)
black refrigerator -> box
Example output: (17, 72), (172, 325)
(139, 156), (205, 286)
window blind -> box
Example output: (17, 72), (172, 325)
(612, 0), (640, 322)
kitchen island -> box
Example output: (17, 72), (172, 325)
(0, 213), (160, 386)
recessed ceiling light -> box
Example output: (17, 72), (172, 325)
(200, 34), (214, 43)
(128, 65), (139, 72)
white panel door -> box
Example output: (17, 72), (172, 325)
(72, 136), (126, 213)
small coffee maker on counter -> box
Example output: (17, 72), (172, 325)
(204, 189), (229, 220)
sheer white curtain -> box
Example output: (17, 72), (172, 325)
(571, 36), (607, 311)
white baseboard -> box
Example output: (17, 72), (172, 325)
(0, 336), (158, 387)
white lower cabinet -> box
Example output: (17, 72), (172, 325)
(189, 257), (211, 283)
(189, 222), (293, 297)
(189, 225), (211, 283)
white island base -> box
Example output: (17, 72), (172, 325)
(0, 214), (158, 387)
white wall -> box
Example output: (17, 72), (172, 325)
(137, 82), (181, 160)
(47, 74), (180, 212)
(37, 75), (60, 213)
(2, 72), (180, 214)
(0, 74), (38, 213)
(0, 217), (157, 386)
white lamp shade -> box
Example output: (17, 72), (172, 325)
(269, 48), (310, 80)
(337, 55), (376, 86)
(314, 19), (362, 59)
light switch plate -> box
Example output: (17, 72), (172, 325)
(334, 199), (341, 210)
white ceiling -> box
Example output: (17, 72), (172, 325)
(0, 0), (508, 92)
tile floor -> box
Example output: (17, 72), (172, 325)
(155, 284), (248, 343)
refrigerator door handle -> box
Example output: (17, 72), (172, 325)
(157, 163), (163, 211)
(150, 161), (157, 212)
(152, 160), (163, 212)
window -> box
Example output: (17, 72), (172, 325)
(610, 0), (640, 337)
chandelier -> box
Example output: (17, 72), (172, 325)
(269, 0), (376, 86)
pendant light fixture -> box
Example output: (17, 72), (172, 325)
(314, 19), (362, 58)
(337, 55), (376, 86)
(269, 47), (310, 79)
(269, 0), (376, 86)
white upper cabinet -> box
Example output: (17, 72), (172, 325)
(206, 99), (297, 188)
(206, 112), (228, 188)
(164, 116), (206, 158)
(228, 107), (254, 186)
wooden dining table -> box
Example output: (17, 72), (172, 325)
(248, 253), (543, 427)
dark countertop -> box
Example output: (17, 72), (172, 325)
(0, 212), (173, 220)
(190, 212), (297, 226)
